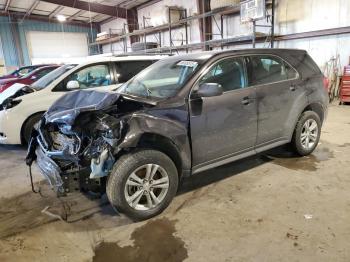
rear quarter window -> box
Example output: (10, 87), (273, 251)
(115, 60), (154, 83)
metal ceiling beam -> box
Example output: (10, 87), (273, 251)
(21, 0), (40, 22)
(48, 5), (64, 19)
(4, 0), (12, 12)
(41, 0), (127, 19)
(0, 11), (99, 28)
(89, 14), (104, 23)
(68, 9), (85, 21)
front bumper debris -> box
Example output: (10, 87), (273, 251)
(35, 147), (64, 193)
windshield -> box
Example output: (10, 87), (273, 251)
(31, 64), (76, 90)
(118, 58), (202, 98)
(10, 67), (34, 77)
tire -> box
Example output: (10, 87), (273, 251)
(291, 111), (321, 156)
(22, 113), (43, 145)
(106, 149), (178, 220)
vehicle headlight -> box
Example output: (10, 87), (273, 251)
(2, 99), (22, 110)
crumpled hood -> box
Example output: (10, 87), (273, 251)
(45, 90), (121, 126)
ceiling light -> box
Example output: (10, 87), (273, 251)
(56, 15), (66, 22)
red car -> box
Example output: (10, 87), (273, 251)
(0, 64), (54, 80)
(0, 65), (59, 93)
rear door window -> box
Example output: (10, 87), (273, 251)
(247, 55), (297, 86)
(114, 60), (154, 83)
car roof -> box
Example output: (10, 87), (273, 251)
(27, 65), (59, 75)
(21, 64), (54, 69)
(163, 48), (307, 61)
(82, 55), (166, 65)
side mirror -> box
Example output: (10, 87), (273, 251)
(66, 80), (80, 90)
(197, 83), (223, 97)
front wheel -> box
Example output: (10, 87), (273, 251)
(291, 111), (321, 156)
(23, 113), (43, 145)
(106, 149), (178, 220)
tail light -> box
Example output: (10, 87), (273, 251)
(323, 76), (329, 92)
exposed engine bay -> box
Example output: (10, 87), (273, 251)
(26, 90), (150, 195)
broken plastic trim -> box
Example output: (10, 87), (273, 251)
(36, 148), (65, 193)
(90, 148), (114, 179)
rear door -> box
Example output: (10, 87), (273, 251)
(189, 56), (258, 167)
(246, 55), (302, 148)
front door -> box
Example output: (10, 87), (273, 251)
(189, 56), (258, 167)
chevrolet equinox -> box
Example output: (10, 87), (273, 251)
(27, 49), (328, 220)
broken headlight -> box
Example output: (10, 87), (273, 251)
(1, 99), (22, 110)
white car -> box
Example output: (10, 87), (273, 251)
(0, 55), (162, 145)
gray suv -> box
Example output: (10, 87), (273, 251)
(27, 49), (328, 220)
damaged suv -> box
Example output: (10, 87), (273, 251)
(27, 49), (328, 220)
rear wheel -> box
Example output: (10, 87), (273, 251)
(22, 113), (42, 145)
(291, 111), (321, 156)
(106, 149), (178, 220)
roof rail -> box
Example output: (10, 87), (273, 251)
(112, 52), (174, 57)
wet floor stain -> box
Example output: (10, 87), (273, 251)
(263, 147), (334, 172)
(0, 185), (130, 239)
(339, 143), (350, 148)
(92, 218), (188, 262)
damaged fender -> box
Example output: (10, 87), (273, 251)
(117, 107), (192, 174)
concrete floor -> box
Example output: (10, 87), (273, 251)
(0, 104), (350, 262)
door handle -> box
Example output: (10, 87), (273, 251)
(290, 85), (296, 91)
(241, 97), (251, 105)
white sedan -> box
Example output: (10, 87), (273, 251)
(0, 55), (161, 144)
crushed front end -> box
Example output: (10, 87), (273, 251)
(26, 90), (145, 195)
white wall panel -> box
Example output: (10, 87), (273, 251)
(101, 18), (131, 53)
(137, 0), (200, 47)
(99, 0), (350, 69)
(26, 31), (88, 60)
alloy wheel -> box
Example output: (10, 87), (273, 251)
(300, 119), (318, 150)
(124, 164), (169, 211)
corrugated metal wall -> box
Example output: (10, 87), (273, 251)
(0, 16), (98, 70)
(0, 16), (19, 68)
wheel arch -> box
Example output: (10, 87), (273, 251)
(119, 132), (184, 179)
(301, 102), (325, 124)
(20, 111), (45, 144)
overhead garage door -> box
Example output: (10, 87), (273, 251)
(26, 31), (88, 63)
